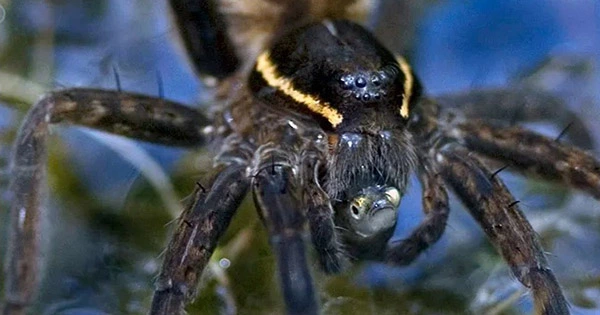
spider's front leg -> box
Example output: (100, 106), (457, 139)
(253, 157), (318, 315)
(302, 156), (348, 274)
(385, 156), (450, 265)
(4, 89), (209, 315)
(150, 162), (250, 314)
(457, 121), (600, 198)
(437, 89), (593, 149)
(439, 148), (569, 315)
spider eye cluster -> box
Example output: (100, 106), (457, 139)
(339, 71), (391, 102)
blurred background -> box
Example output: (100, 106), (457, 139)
(0, 0), (599, 314)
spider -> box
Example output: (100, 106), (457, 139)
(3, 0), (599, 314)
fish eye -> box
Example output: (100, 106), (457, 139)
(384, 187), (401, 207)
(350, 202), (363, 219)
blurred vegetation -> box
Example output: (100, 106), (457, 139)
(1, 1), (599, 314)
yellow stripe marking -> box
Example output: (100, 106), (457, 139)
(256, 51), (343, 127)
(396, 56), (414, 119)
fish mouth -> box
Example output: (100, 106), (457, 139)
(352, 206), (398, 239)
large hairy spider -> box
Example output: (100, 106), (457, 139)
(3, 1), (599, 314)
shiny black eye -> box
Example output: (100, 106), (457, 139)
(340, 75), (354, 89)
(355, 76), (367, 88)
(371, 75), (380, 86)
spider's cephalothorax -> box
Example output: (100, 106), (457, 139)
(5, 1), (598, 314)
(249, 20), (420, 200)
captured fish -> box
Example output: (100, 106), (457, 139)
(334, 186), (400, 260)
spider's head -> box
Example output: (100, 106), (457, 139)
(249, 19), (422, 132)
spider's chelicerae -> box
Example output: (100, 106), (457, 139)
(3, 1), (599, 314)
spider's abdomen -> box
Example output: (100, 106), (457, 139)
(249, 20), (421, 133)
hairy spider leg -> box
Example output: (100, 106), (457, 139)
(253, 158), (318, 315)
(436, 89), (593, 149)
(302, 155), (348, 274)
(457, 121), (600, 198)
(385, 157), (450, 265)
(169, 0), (239, 80)
(151, 163), (250, 314)
(4, 89), (209, 315)
(439, 148), (569, 315)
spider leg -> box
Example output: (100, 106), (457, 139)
(25, 88), (208, 145)
(302, 157), (347, 274)
(169, 0), (239, 80)
(150, 163), (250, 315)
(439, 148), (569, 315)
(385, 156), (449, 265)
(253, 158), (318, 315)
(436, 89), (593, 149)
(4, 89), (209, 314)
(177, 0), (373, 79)
(457, 120), (600, 199)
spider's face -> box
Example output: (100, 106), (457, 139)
(250, 20), (420, 133)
